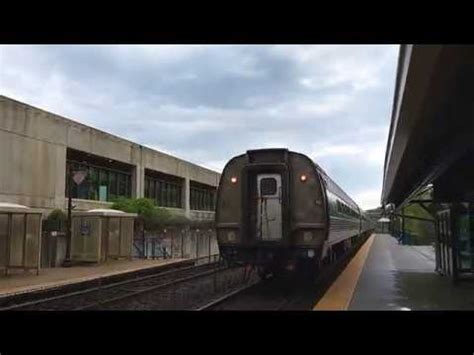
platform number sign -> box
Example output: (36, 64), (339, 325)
(72, 170), (88, 185)
(80, 221), (91, 236)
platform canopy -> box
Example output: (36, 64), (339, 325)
(0, 202), (42, 214)
(0, 203), (28, 209)
(382, 45), (474, 208)
(73, 208), (137, 217)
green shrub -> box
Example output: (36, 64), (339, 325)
(111, 197), (155, 216)
(404, 204), (435, 245)
(47, 209), (67, 221)
(46, 209), (67, 231)
(111, 198), (190, 231)
(168, 214), (191, 227)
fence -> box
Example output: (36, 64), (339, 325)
(40, 219), (220, 266)
(390, 216), (436, 246)
(133, 228), (219, 261)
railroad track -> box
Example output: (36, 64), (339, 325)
(199, 235), (371, 311)
(194, 282), (258, 311)
(196, 277), (302, 311)
(1, 256), (229, 311)
(95, 264), (259, 310)
(1, 235), (370, 311)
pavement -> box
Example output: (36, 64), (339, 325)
(0, 258), (186, 298)
(316, 233), (474, 310)
(314, 235), (375, 310)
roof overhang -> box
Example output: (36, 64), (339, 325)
(382, 45), (474, 207)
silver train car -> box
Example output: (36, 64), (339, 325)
(215, 148), (374, 279)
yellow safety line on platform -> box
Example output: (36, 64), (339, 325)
(313, 234), (375, 311)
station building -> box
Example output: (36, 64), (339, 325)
(0, 95), (220, 221)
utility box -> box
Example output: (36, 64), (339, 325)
(0, 203), (43, 276)
(71, 209), (137, 263)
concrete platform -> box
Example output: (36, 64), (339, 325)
(315, 234), (474, 310)
(0, 258), (188, 298)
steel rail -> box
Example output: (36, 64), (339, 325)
(75, 265), (229, 310)
(1, 256), (221, 311)
(199, 234), (372, 311)
(193, 281), (259, 311)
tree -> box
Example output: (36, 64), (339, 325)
(399, 187), (436, 245)
(46, 209), (67, 231)
(111, 197), (189, 231)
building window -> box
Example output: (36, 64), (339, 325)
(66, 160), (132, 202)
(190, 181), (216, 211)
(99, 170), (108, 201)
(109, 172), (117, 200)
(144, 171), (183, 208)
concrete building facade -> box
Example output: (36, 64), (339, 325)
(0, 95), (220, 220)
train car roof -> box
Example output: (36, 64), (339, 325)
(237, 148), (364, 213)
(310, 160), (361, 212)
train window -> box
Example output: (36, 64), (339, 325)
(260, 178), (277, 196)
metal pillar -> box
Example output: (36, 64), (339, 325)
(63, 164), (73, 266)
(401, 207), (405, 244)
(208, 231), (211, 263)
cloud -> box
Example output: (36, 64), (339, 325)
(0, 45), (399, 209)
(312, 144), (365, 158)
(353, 189), (382, 210)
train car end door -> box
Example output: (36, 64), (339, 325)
(256, 174), (282, 241)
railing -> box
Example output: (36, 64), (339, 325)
(40, 220), (219, 266)
(133, 228), (218, 261)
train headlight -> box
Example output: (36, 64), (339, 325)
(231, 176), (238, 184)
(303, 231), (313, 242)
(300, 174), (307, 182)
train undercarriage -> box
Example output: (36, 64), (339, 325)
(219, 230), (372, 282)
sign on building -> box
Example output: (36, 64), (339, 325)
(80, 221), (91, 236)
(73, 170), (88, 185)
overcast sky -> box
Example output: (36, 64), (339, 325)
(0, 45), (399, 209)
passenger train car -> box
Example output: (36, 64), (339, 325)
(215, 148), (374, 279)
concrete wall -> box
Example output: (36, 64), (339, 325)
(0, 95), (220, 220)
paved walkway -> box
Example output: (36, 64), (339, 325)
(314, 234), (474, 310)
(349, 234), (474, 310)
(314, 235), (375, 310)
(0, 258), (186, 298)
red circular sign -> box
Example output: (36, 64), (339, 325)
(72, 170), (87, 185)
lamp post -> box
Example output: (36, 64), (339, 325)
(63, 165), (87, 267)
